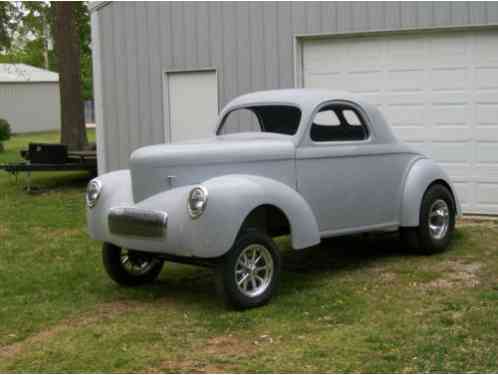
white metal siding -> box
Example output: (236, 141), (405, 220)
(0, 83), (60, 134)
(93, 2), (498, 178)
(302, 29), (498, 214)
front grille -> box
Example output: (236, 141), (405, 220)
(108, 207), (168, 238)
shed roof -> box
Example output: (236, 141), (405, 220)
(0, 64), (59, 83)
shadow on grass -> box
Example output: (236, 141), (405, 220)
(112, 232), (407, 309)
(283, 232), (404, 274)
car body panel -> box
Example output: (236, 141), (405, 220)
(400, 157), (461, 227)
(129, 134), (296, 202)
(86, 89), (460, 258)
(87, 173), (320, 258)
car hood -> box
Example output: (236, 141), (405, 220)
(130, 133), (295, 167)
(129, 133), (296, 201)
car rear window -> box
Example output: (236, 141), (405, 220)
(310, 105), (369, 142)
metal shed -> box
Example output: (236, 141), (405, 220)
(90, 2), (498, 215)
(0, 64), (60, 134)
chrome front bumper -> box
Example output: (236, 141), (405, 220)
(108, 207), (168, 238)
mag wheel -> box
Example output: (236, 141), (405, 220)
(102, 243), (164, 286)
(216, 230), (281, 309)
(401, 184), (455, 254)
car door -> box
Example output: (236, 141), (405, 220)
(296, 101), (408, 235)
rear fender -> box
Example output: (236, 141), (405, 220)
(400, 158), (461, 227)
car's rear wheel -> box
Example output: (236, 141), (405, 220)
(400, 183), (455, 254)
(216, 229), (281, 309)
(102, 243), (164, 286)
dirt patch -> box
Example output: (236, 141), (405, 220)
(0, 224), (8, 238)
(0, 301), (142, 361)
(32, 226), (83, 239)
(379, 271), (397, 282)
(151, 359), (232, 374)
(151, 334), (261, 373)
(457, 216), (498, 227)
(155, 334), (264, 373)
(203, 334), (257, 356)
(421, 260), (481, 290)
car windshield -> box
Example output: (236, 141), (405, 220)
(217, 105), (301, 136)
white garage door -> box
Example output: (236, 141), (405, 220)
(165, 70), (218, 143)
(302, 30), (498, 215)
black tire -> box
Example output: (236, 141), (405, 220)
(400, 184), (455, 254)
(216, 229), (281, 309)
(102, 243), (164, 286)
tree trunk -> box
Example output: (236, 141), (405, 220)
(53, 2), (87, 150)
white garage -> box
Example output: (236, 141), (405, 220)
(0, 64), (60, 134)
(300, 29), (498, 215)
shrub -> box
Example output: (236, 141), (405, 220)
(0, 118), (11, 152)
(0, 119), (11, 141)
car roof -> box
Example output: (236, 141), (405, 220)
(225, 89), (361, 109)
(222, 89), (398, 144)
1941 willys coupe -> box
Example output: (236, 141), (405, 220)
(86, 89), (460, 309)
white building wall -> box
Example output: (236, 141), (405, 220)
(0, 82), (61, 134)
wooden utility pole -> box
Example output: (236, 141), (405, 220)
(53, 2), (87, 150)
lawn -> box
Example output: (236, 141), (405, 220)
(1, 131), (498, 373)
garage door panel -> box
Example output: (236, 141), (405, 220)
(476, 103), (498, 125)
(476, 143), (498, 163)
(346, 71), (383, 94)
(431, 127), (472, 141)
(440, 163), (472, 181)
(431, 142), (470, 163)
(476, 165), (498, 182)
(453, 182), (471, 207)
(305, 73), (342, 90)
(477, 184), (498, 206)
(476, 127), (498, 141)
(387, 69), (425, 92)
(430, 67), (470, 91)
(386, 104), (425, 126)
(392, 127), (426, 142)
(432, 104), (468, 126)
(303, 29), (498, 214)
(475, 67), (498, 89)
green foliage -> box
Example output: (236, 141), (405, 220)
(0, 2), (21, 51)
(0, 2), (92, 100)
(0, 118), (12, 142)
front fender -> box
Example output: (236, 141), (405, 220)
(86, 169), (133, 241)
(196, 174), (321, 253)
(87, 172), (320, 258)
(400, 158), (461, 227)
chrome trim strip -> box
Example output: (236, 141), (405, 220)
(108, 207), (168, 238)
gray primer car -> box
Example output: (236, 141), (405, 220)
(86, 89), (460, 308)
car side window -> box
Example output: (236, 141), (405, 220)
(310, 105), (369, 142)
(218, 108), (262, 134)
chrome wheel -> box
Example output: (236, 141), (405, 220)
(428, 199), (450, 240)
(235, 244), (274, 298)
(120, 249), (160, 276)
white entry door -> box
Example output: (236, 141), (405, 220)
(301, 30), (498, 215)
(165, 70), (218, 143)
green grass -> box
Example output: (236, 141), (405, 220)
(1, 131), (498, 372)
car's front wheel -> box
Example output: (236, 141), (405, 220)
(102, 243), (164, 286)
(401, 183), (456, 254)
(216, 229), (281, 309)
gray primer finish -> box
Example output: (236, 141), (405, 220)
(90, 2), (498, 172)
(87, 90), (460, 258)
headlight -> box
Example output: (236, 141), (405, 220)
(86, 179), (103, 208)
(187, 185), (208, 219)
